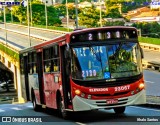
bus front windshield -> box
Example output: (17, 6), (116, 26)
(71, 42), (142, 80)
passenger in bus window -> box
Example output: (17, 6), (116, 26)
(29, 65), (32, 74)
(53, 60), (59, 72)
(33, 64), (36, 73)
(45, 62), (51, 72)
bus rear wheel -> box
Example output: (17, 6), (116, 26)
(113, 107), (126, 114)
(57, 96), (69, 119)
(32, 93), (41, 111)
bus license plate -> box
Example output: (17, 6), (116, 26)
(106, 99), (118, 104)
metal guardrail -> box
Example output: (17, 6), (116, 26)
(0, 27), (51, 42)
(7, 23), (69, 34)
(142, 60), (160, 72)
(140, 43), (160, 72)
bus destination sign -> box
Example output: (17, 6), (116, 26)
(71, 29), (137, 43)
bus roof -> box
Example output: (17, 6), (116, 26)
(71, 26), (137, 35)
(19, 26), (137, 54)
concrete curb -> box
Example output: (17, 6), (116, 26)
(140, 43), (160, 52)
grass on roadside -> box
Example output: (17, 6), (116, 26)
(138, 37), (160, 45)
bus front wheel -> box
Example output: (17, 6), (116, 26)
(57, 96), (69, 119)
(113, 107), (126, 114)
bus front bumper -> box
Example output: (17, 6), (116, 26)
(72, 89), (146, 111)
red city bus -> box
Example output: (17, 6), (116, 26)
(20, 26), (146, 118)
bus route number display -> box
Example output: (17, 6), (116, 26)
(71, 29), (137, 42)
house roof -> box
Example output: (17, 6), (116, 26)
(135, 11), (160, 17)
(125, 7), (150, 18)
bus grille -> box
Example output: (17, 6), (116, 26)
(94, 98), (128, 107)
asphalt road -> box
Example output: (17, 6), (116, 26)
(143, 49), (160, 63)
(144, 70), (160, 96)
(0, 70), (160, 124)
(0, 102), (160, 125)
(0, 29), (44, 48)
(0, 23), (63, 40)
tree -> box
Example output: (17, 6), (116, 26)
(104, 21), (125, 26)
(12, 3), (61, 26)
(78, 7), (106, 27)
(132, 22), (160, 38)
(62, 0), (92, 4)
(12, 5), (26, 24)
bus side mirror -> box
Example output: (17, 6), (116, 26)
(140, 47), (144, 59)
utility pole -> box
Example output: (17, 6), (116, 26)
(30, 0), (33, 26)
(99, 0), (102, 27)
(66, 0), (69, 30)
(3, 5), (7, 48)
(11, 7), (13, 23)
(27, 0), (31, 46)
(75, 0), (78, 29)
(45, 1), (48, 29)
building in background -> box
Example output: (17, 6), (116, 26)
(41, 0), (63, 6)
(130, 11), (160, 22)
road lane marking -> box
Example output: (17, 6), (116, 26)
(75, 122), (86, 125)
(26, 105), (33, 108)
(11, 107), (22, 110)
(145, 80), (154, 84)
(0, 109), (5, 112)
(130, 106), (160, 112)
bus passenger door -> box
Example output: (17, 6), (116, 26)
(23, 55), (30, 101)
(60, 45), (71, 109)
(37, 52), (45, 105)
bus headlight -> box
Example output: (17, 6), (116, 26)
(75, 89), (81, 95)
(139, 83), (145, 90)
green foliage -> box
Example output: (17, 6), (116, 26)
(54, 4), (79, 19)
(0, 8), (19, 22)
(138, 37), (160, 45)
(132, 22), (160, 38)
(62, 0), (92, 4)
(55, 4), (66, 17)
(107, 8), (122, 18)
(32, 4), (61, 26)
(0, 43), (19, 61)
(11, 3), (61, 26)
(12, 6), (26, 23)
(78, 7), (106, 28)
(104, 21), (125, 26)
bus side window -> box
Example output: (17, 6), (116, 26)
(28, 53), (32, 74)
(53, 59), (60, 72)
(45, 61), (51, 72)
(33, 64), (37, 73)
(28, 64), (32, 74)
(52, 45), (60, 72)
(43, 48), (51, 73)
